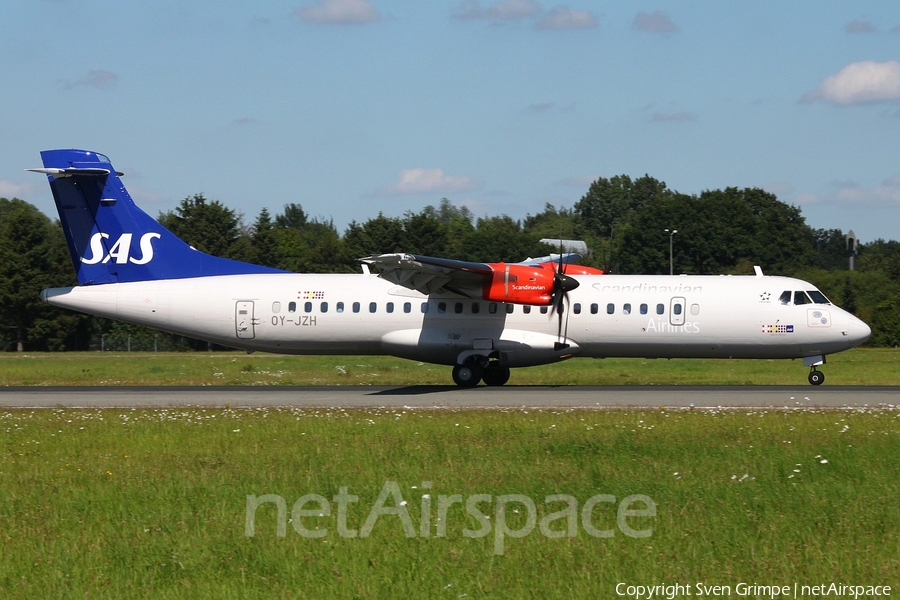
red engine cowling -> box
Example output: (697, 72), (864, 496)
(482, 263), (556, 305)
(558, 264), (604, 275)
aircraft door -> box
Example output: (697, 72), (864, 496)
(670, 297), (685, 326)
(235, 301), (256, 339)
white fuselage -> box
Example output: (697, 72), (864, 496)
(42, 272), (871, 367)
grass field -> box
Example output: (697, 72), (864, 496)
(1, 351), (897, 597)
(0, 406), (897, 598)
(1, 347), (899, 386)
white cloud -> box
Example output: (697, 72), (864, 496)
(536, 6), (597, 30)
(650, 111), (697, 122)
(802, 60), (900, 106)
(380, 168), (478, 196)
(0, 180), (35, 199)
(62, 70), (119, 90)
(802, 179), (900, 207)
(633, 11), (678, 34)
(294, 0), (380, 24)
(846, 20), (876, 34)
(525, 101), (575, 113)
(453, 0), (541, 21)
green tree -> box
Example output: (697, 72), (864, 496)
(0, 199), (87, 351)
(617, 188), (816, 275)
(251, 208), (281, 268)
(813, 228), (850, 270)
(462, 216), (549, 263)
(574, 174), (672, 238)
(157, 193), (247, 260)
(274, 203), (308, 229)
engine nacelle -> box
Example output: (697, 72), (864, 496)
(482, 263), (556, 305)
(560, 265), (604, 275)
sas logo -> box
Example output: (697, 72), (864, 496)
(81, 232), (161, 265)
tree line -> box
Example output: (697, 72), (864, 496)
(2, 174), (899, 351)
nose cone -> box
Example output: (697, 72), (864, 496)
(845, 315), (871, 347)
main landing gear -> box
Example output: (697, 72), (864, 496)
(451, 356), (510, 387)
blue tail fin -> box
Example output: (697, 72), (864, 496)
(31, 149), (286, 285)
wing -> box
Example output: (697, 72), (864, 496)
(359, 253), (491, 297)
(359, 252), (586, 299)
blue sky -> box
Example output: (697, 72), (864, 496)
(2, 0), (899, 244)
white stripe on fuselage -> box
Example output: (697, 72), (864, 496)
(43, 273), (869, 367)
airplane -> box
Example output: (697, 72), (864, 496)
(30, 149), (871, 387)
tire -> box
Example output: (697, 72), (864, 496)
(808, 370), (825, 386)
(482, 365), (510, 387)
(452, 363), (482, 387)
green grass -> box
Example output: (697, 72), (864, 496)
(1, 347), (899, 386)
(0, 407), (897, 598)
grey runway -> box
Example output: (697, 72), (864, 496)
(0, 385), (898, 409)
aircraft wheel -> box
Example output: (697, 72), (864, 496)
(808, 370), (825, 386)
(452, 363), (482, 387)
(482, 365), (510, 387)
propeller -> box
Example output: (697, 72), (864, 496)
(550, 245), (579, 351)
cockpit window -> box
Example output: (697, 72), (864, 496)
(808, 290), (830, 304)
(778, 291), (792, 305)
(794, 291), (812, 305)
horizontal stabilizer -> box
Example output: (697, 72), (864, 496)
(26, 167), (123, 177)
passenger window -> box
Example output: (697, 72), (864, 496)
(691, 303), (700, 315)
(607, 303), (615, 315)
(369, 302), (377, 313)
(540, 306), (549, 314)
(403, 302), (411, 313)
(506, 304), (514, 314)
(523, 305), (531, 314)
(320, 302), (328, 313)
(289, 302), (297, 313)
(454, 302), (463, 314)
(272, 301), (281, 313)
(472, 303), (480, 314)
(336, 302), (344, 313)
(656, 303), (664, 315)
(489, 303), (498, 314)
(573, 303), (581, 315)
(352, 302), (360, 313)
(438, 302), (447, 314)
(421, 302), (428, 313)
(794, 291), (812, 305)
(590, 303), (598, 314)
(386, 302), (394, 313)
(304, 301), (312, 313)
(778, 291), (792, 305)
(673, 303), (682, 315)
(640, 304), (648, 315)
(623, 303), (631, 315)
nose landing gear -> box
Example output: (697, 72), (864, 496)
(803, 355), (826, 386)
(808, 367), (825, 386)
